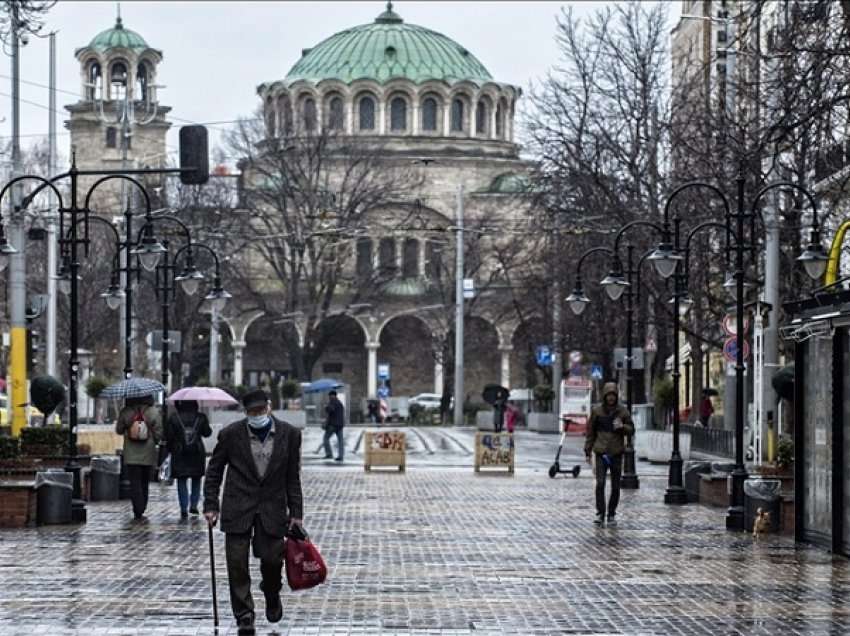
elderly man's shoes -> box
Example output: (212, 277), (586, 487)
(236, 612), (255, 634)
(260, 581), (283, 623)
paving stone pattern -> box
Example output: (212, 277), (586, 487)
(0, 434), (847, 635)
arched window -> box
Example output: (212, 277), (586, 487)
(359, 95), (376, 131)
(265, 96), (276, 136)
(495, 103), (505, 138)
(356, 238), (373, 279)
(402, 238), (418, 277)
(390, 97), (407, 132)
(303, 98), (317, 131)
(378, 238), (396, 273)
(277, 95), (293, 135)
(426, 242), (441, 279)
(476, 101), (488, 135)
(86, 61), (102, 101)
(450, 98), (465, 132)
(328, 96), (344, 130)
(110, 61), (128, 101)
(422, 97), (438, 132)
(136, 63), (149, 102)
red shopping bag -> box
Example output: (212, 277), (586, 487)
(285, 536), (327, 591)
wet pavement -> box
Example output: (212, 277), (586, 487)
(0, 429), (847, 635)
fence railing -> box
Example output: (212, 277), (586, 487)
(680, 424), (734, 458)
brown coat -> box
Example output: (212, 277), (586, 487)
(584, 382), (635, 456)
(203, 417), (303, 537)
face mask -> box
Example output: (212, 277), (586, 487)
(247, 413), (270, 429)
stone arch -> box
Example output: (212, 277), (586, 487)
(276, 92), (293, 136)
(376, 314), (435, 397)
(475, 95), (492, 137)
(241, 315), (298, 389)
(510, 317), (547, 389)
(386, 90), (412, 134)
(107, 57), (130, 101)
(496, 97), (508, 139)
(463, 315), (501, 403)
(264, 95), (276, 137)
(324, 91), (345, 131)
(84, 57), (103, 101)
(419, 91), (444, 135)
(313, 314), (369, 410)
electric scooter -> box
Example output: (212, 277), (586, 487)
(548, 418), (582, 479)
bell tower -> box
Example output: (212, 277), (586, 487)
(64, 8), (171, 210)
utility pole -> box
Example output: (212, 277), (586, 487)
(551, 228), (562, 422)
(209, 304), (220, 386)
(8, 2), (27, 435)
(46, 31), (58, 379)
(453, 184), (464, 427)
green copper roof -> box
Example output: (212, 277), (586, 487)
(285, 2), (493, 86)
(88, 16), (150, 51)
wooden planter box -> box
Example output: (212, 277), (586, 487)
(0, 481), (36, 528)
(364, 431), (406, 472)
(474, 432), (514, 474)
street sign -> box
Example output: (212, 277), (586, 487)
(377, 363), (390, 380)
(146, 331), (182, 353)
(722, 314), (750, 336)
(613, 347), (645, 370)
(590, 364), (603, 380)
(723, 336), (750, 363)
(536, 345), (552, 366)
(569, 351), (582, 364)
(645, 338), (657, 353)
(463, 278), (475, 299)
(377, 385), (390, 399)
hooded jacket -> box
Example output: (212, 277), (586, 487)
(584, 382), (635, 456)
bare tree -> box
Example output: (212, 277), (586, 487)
(222, 115), (423, 380)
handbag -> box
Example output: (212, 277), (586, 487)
(285, 527), (327, 591)
(158, 453), (172, 481)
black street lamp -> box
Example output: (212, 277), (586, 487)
(0, 125), (209, 522)
(654, 169), (827, 528)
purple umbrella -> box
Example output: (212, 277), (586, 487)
(167, 387), (239, 408)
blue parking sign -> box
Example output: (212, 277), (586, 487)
(536, 345), (552, 366)
(591, 364), (603, 380)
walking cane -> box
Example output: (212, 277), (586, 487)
(207, 521), (219, 628)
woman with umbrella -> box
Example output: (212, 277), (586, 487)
(108, 379), (165, 521)
(166, 399), (213, 520)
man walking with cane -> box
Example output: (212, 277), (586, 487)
(204, 388), (304, 634)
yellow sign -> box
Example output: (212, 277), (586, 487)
(364, 431), (406, 472)
(474, 432), (515, 474)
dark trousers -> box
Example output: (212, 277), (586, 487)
(595, 452), (623, 518)
(126, 464), (151, 518)
(323, 427), (343, 459)
(225, 515), (285, 621)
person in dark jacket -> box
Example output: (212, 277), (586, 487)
(322, 390), (345, 462)
(166, 400), (212, 520)
(584, 382), (635, 527)
(115, 395), (163, 521)
(204, 388), (303, 635)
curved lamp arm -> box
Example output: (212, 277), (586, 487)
(663, 181), (731, 227)
(83, 174), (152, 215)
(0, 175), (65, 218)
(613, 219), (665, 256)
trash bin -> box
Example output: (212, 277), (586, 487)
(684, 461), (712, 503)
(90, 456), (121, 501)
(744, 478), (781, 533)
(35, 469), (73, 525)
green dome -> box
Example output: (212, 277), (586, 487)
(88, 16), (150, 51)
(285, 3), (493, 86)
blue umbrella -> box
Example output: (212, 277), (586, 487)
(304, 378), (343, 394)
(100, 377), (165, 400)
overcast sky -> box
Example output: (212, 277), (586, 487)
(3, 1), (674, 165)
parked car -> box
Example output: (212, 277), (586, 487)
(409, 393), (453, 410)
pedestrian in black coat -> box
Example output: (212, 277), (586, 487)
(166, 400), (212, 519)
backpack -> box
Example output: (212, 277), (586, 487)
(127, 408), (149, 441)
(183, 416), (200, 449)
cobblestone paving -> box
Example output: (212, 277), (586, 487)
(0, 432), (845, 635)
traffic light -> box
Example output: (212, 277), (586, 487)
(26, 329), (40, 374)
(179, 125), (209, 185)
